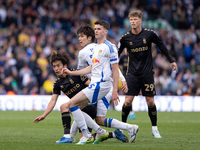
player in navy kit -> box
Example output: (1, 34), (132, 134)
(118, 10), (177, 138)
(33, 51), (97, 143)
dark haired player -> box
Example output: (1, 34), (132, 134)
(118, 10), (177, 138)
(33, 50), (97, 143)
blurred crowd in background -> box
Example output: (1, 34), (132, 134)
(0, 0), (200, 96)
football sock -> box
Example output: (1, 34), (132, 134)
(69, 106), (91, 137)
(122, 104), (132, 122)
(70, 121), (78, 136)
(152, 126), (158, 130)
(112, 132), (116, 138)
(63, 134), (71, 138)
(148, 105), (157, 126)
(82, 111), (103, 133)
(104, 118), (132, 130)
(61, 112), (71, 134)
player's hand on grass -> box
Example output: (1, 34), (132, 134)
(33, 115), (45, 123)
(121, 81), (128, 93)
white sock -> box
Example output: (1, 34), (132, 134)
(105, 118), (132, 130)
(82, 112), (103, 134)
(112, 132), (116, 138)
(69, 106), (91, 137)
(70, 121), (78, 136)
(63, 134), (71, 138)
(152, 126), (158, 130)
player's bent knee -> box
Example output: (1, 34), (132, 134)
(125, 100), (132, 106)
(145, 97), (155, 106)
(125, 97), (134, 106)
(60, 103), (69, 113)
(146, 98), (155, 106)
(95, 117), (105, 126)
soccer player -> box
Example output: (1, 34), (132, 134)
(61, 20), (138, 144)
(33, 50), (99, 144)
(118, 10), (177, 138)
(69, 25), (128, 143)
(75, 24), (138, 143)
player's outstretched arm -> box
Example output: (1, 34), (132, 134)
(33, 115), (46, 123)
(62, 65), (92, 76)
(111, 63), (120, 106)
(33, 94), (59, 123)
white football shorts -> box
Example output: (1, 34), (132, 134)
(96, 85), (113, 116)
(82, 81), (112, 104)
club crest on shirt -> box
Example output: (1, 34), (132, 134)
(129, 42), (133, 45)
(143, 38), (146, 44)
(98, 50), (102, 54)
(80, 75), (87, 81)
(60, 85), (64, 89)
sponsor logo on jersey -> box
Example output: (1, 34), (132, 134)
(131, 46), (148, 53)
(64, 84), (80, 96)
(92, 57), (100, 65)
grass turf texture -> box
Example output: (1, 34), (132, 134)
(0, 111), (200, 150)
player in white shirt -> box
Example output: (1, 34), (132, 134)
(62, 21), (139, 144)
(61, 21), (119, 145)
(77, 43), (96, 71)
(74, 24), (139, 143)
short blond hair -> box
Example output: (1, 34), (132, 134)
(128, 10), (143, 19)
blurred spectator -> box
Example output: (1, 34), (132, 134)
(41, 73), (55, 95)
(0, 0), (199, 95)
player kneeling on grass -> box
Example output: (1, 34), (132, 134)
(33, 51), (109, 144)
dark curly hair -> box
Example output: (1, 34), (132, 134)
(77, 25), (95, 42)
(49, 50), (69, 66)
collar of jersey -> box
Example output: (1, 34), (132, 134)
(86, 42), (95, 46)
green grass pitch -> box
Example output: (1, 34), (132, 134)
(0, 110), (200, 150)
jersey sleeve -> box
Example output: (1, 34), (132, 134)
(80, 75), (89, 84)
(77, 51), (86, 70)
(118, 37), (126, 56)
(109, 44), (119, 64)
(152, 31), (175, 63)
(52, 81), (60, 95)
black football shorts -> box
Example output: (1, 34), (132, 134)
(126, 74), (156, 96)
(82, 103), (97, 119)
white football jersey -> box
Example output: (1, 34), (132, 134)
(91, 40), (119, 83)
(77, 43), (97, 69)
